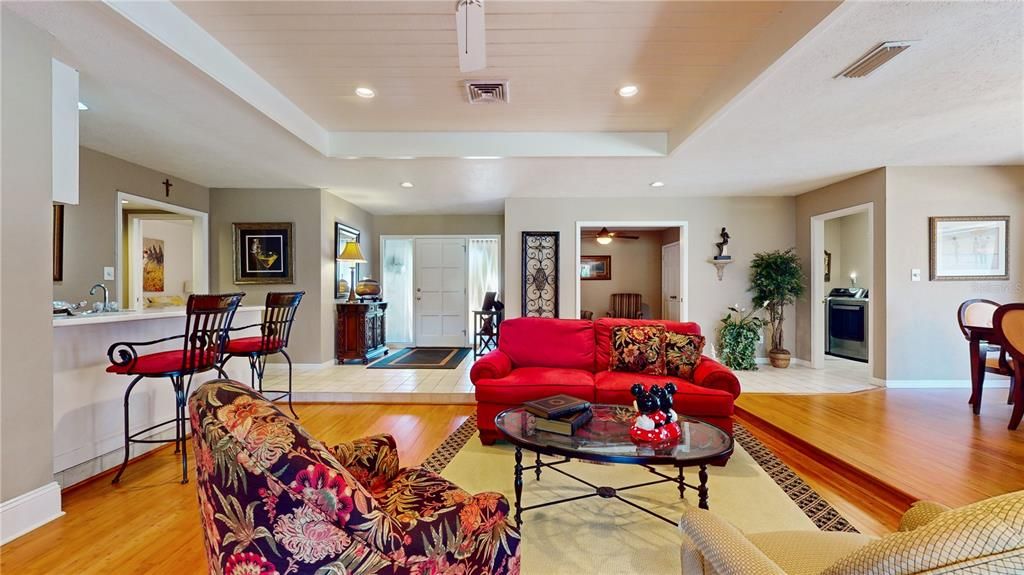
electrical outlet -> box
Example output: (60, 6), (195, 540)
(911, 268), (921, 282)
(103, 266), (115, 280)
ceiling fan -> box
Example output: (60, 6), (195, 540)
(455, 0), (486, 72)
(581, 227), (641, 245)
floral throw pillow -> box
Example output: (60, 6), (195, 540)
(665, 332), (704, 380)
(610, 325), (666, 375)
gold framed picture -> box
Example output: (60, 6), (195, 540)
(929, 216), (1009, 281)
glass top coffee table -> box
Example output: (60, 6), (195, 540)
(495, 404), (733, 527)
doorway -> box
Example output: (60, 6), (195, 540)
(574, 221), (688, 321)
(115, 192), (208, 310)
(810, 203), (874, 373)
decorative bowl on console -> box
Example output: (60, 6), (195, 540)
(355, 278), (381, 299)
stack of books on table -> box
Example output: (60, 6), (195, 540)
(523, 394), (592, 436)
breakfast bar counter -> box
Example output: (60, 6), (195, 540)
(52, 306), (264, 485)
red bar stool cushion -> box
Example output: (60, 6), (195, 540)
(224, 336), (284, 355)
(106, 350), (217, 375)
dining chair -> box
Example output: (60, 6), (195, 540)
(106, 293), (244, 483)
(993, 303), (1024, 430)
(957, 298), (1014, 411)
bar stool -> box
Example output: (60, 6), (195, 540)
(218, 291), (304, 419)
(993, 303), (1024, 430)
(106, 293), (244, 484)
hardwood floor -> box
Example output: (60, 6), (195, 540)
(737, 387), (1024, 535)
(5, 389), (1023, 572)
(0, 403), (473, 575)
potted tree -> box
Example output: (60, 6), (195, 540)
(749, 248), (804, 368)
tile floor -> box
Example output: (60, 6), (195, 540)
(261, 349), (880, 404)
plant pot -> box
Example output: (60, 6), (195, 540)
(769, 349), (791, 369)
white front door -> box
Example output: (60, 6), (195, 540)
(414, 238), (467, 347)
(662, 242), (681, 321)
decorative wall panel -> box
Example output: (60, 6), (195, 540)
(522, 231), (559, 318)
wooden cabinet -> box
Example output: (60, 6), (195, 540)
(336, 302), (388, 364)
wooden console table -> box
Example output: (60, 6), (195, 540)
(336, 301), (388, 364)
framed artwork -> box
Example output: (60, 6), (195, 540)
(142, 238), (165, 292)
(929, 216), (1009, 281)
(233, 222), (294, 284)
(335, 222), (361, 299)
(824, 250), (832, 283)
(522, 231), (559, 318)
(580, 255), (612, 281)
(53, 204), (64, 282)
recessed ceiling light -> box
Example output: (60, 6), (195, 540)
(355, 87), (376, 98)
(400, 182), (414, 188)
(618, 85), (639, 98)
(650, 181), (665, 188)
(121, 199), (128, 204)
(77, 102), (89, 111)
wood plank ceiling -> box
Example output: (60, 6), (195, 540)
(176, 1), (788, 132)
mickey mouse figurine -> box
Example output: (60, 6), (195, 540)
(630, 383), (681, 443)
(651, 383), (678, 424)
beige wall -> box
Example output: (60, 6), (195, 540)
(823, 211), (871, 293)
(321, 191), (376, 362)
(884, 166), (1024, 381)
(504, 196), (797, 355)
(795, 169), (887, 379)
(56, 147), (209, 304)
(580, 230), (664, 319)
(209, 188), (376, 364)
(209, 188), (324, 363)
(1, 8), (56, 501)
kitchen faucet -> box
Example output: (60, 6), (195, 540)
(90, 283), (109, 312)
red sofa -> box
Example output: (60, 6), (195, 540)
(470, 317), (741, 444)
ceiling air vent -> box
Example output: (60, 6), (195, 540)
(465, 80), (509, 104)
(835, 41), (913, 78)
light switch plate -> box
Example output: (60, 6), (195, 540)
(103, 266), (115, 280)
(911, 268), (921, 282)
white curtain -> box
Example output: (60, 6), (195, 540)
(468, 238), (501, 337)
(382, 238), (414, 343)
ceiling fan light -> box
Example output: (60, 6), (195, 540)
(596, 236), (613, 245)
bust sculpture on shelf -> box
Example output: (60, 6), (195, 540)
(714, 227), (732, 260)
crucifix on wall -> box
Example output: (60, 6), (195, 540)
(162, 178), (173, 197)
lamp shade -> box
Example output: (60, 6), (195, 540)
(338, 241), (367, 263)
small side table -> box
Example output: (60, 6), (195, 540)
(473, 310), (503, 358)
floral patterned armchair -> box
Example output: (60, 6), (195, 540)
(189, 380), (521, 575)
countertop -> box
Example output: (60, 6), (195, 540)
(52, 305), (265, 327)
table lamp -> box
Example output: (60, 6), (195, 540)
(338, 241), (367, 302)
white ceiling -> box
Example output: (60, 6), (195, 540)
(175, 1), (789, 132)
(9, 1), (1023, 215)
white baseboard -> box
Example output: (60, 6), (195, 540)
(884, 379), (1009, 389)
(0, 481), (64, 544)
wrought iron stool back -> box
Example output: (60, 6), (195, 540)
(219, 291), (305, 418)
(106, 293), (244, 484)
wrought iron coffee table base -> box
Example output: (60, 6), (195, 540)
(511, 446), (710, 528)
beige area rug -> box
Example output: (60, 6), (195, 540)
(423, 415), (855, 575)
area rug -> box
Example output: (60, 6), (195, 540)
(424, 415), (857, 575)
(367, 347), (470, 369)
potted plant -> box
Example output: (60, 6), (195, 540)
(749, 248), (804, 368)
(718, 303), (766, 371)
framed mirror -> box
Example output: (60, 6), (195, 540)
(335, 222), (361, 299)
